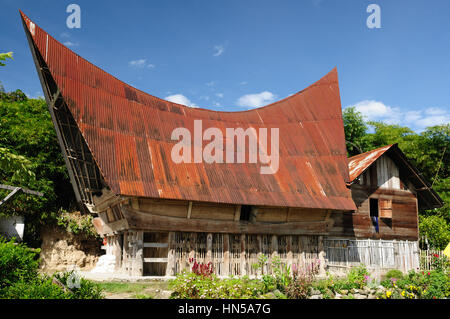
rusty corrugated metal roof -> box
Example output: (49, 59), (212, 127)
(21, 11), (356, 211)
(348, 145), (394, 183)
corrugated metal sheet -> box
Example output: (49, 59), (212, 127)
(21, 11), (356, 211)
(348, 145), (394, 183)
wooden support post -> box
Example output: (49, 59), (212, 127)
(318, 236), (326, 275)
(257, 235), (263, 276)
(234, 205), (241, 221)
(129, 231), (144, 276)
(271, 235), (278, 260)
(287, 235), (293, 270)
(240, 234), (246, 276)
(122, 231), (128, 274)
(189, 232), (196, 266)
(223, 234), (230, 277)
(206, 233), (213, 264)
(131, 198), (139, 210)
(166, 232), (175, 276)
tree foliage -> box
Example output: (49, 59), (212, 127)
(0, 93), (76, 246)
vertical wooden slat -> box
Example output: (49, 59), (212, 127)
(166, 232), (175, 276)
(240, 234), (246, 276)
(206, 233), (213, 264)
(223, 234), (229, 276)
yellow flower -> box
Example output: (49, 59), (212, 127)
(386, 291), (392, 298)
(401, 291), (406, 297)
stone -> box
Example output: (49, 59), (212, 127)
(335, 293), (342, 299)
(368, 294), (377, 299)
(360, 288), (370, 295)
(340, 289), (348, 295)
(310, 295), (323, 299)
(354, 294), (366, 299)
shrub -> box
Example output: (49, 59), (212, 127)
(285, 274), (312, 299)
(56, 210), (100, 238)
(0, 236), (40, 289)
(384, 269), (404, 281)
(53, 271), (104, 299)
(2, 276), (69, 299)
(169, 272), (264, 299)
(285, 260), (320, 299)
(0, 236), (103, 299)
(380, 269), (450, 299)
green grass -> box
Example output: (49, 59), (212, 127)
(95, 281), (169, 299)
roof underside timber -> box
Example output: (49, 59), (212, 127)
(21, 10), (356, 211)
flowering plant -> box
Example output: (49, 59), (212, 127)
(188, 258), (214, 277)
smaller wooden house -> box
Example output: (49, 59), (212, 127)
(324, 144), (443, 273)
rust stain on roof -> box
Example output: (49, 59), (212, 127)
(348, 144), (394, 183)
(20, 11), (356, 211)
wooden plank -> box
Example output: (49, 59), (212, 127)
(137, 198), (189, 218)
(187, 201), (193, 219)
(190, 203), (235, 221)
(144, 258), (168, 263)
(144, 243), (168, 248)
(255, 207), (288, 223)
(123, 207), (328, 235)
(234, 205), (241, 221)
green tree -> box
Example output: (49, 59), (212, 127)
(0, 95), (76, 246)
(342, 107), (368, 156)
(0, 52), (13, 66)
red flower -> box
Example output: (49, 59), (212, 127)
(427, 272), (430, 276)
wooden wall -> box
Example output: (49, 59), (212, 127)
(329, 153), (419, 241)
(109, 231), (324, 277)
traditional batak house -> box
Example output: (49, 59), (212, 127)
(21, 11), (442, 276)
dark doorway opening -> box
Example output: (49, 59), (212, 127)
(240, 205), (252, 221)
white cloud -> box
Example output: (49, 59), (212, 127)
(213, 45), (225, 57)
(205, 81), (215, 87)
(63, 41), (78, 47)
(129, 59), (155, 69)
(165, 94), (198, 108)
(239, 81), (248, 85)
(348, 100), (450, 131)
(216, 93), (224, 98)
(236, 91), (275, 109)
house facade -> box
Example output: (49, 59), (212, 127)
(21, 11), (442, 277)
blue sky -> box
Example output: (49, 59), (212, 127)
(0, 0), (449, 132)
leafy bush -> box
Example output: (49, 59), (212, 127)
(380, 269), (450, 299)
(0, 236), (40, 289)
(56, 210), (99, 238)
(0, 236), (103, 299)
(169, 272), (264, 299)
(54, 271), (104, 299)
(2, 276), (69, 299)
(384, 269), (404, 281)
(285, 259), (321, 299)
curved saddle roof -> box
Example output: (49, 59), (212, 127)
(20, 11), (356, 211)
